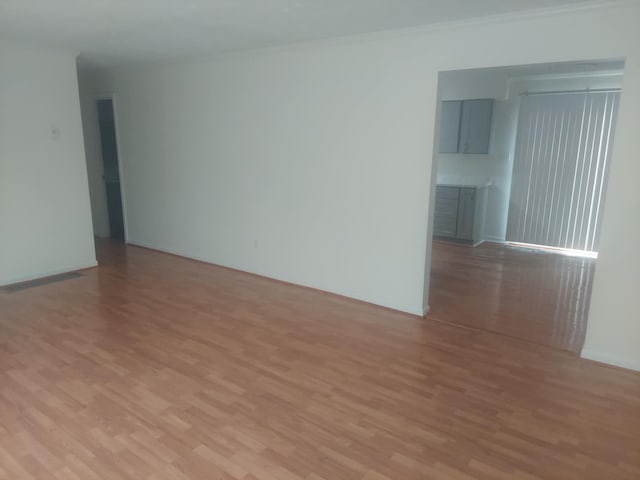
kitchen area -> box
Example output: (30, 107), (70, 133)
(428, 61), (622, 352)
(432, 71), (519, 248)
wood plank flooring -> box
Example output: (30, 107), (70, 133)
(429, 242), (595, 352)
(0, 240), (638, 479)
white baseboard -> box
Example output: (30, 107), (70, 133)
(128, 239), (426, 318)
(484, 236), (506, 243)
(581, 349), (640, 372)
(0, 260), (98, 287)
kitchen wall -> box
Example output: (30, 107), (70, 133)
(435, 68), (517, 242)
(0, 44), (96, 285)
(86, 2), (640, 369)
(435, 67), (624, 242)
(508, 71), (624, 97)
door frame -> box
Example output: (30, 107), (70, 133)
(94, 93), (129, 243)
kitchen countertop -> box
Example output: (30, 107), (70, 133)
(436, 175), (493, 188)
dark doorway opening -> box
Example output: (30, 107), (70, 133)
(97, 98), (125, 241)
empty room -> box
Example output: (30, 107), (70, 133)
(1, 1), (639, 479)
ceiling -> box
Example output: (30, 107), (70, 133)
(0, 0), (617, 67)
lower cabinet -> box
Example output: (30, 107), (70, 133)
(433, 185), (488, 245)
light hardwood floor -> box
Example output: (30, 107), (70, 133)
(429, 241), (595, 353)
(0, 240), (638, 479)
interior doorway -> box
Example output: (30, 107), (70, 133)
(426, 59), (624, 353)
(97, 98), (125, 241)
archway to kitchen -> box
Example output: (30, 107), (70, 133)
(425, 59), (623, 353)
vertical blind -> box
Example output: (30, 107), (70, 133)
(506, 90), (620, 253)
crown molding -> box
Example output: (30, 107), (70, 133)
(108, 0), (638, 71)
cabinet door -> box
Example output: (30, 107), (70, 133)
(433, 186), (459, 238)
(459, 99), (493, 154)
(456, 188), (476, 241)
(439, 101), (462, 153)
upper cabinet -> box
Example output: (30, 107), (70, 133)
(439, 100), (462, 153)
(438, 99), (493, 154)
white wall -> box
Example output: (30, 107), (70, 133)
(582, 57), (640, 371)
(97, 2), (639, 368)
(106, 49), (433, 314)
(0, 44), (96, 285)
